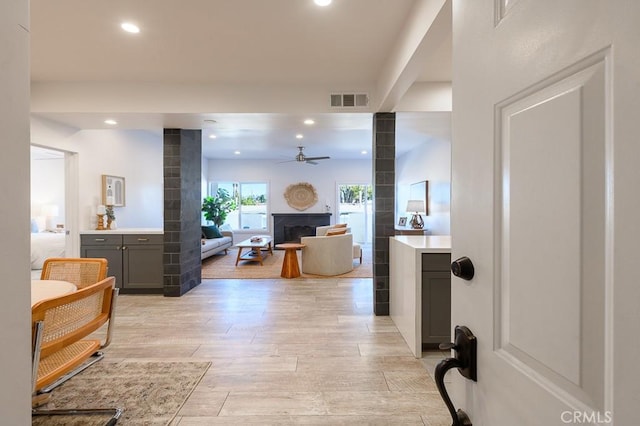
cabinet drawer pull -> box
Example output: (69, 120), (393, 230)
(94, 238), (106, 242)
(137, 238), (149, 242)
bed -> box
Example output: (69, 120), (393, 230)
(31, 232), (66, 270)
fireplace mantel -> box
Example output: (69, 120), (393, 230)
(272, 213), (331, 245)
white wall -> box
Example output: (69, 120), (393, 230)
(1, 0), (31, 421)
(201, 156), (209, 201)
(395, 82), (452, 112)
(30, 117), (163, 231)
(396, 118), (451, 235)
(206, 158), (371, 238)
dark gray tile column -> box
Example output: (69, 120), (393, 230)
(372, 113), (395, 315)
(163, 129), (202, 297)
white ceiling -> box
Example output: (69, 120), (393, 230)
(30, 0), (452, 160)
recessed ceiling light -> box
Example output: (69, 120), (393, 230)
(104, 119), (117, 125)
(121, 22), (140, 33)
(314, 0), (332, 6)
(209, 134), (217, 139)
(304, 119), (315, 125)
(361, 150), (368, 155)
(296, 134), (304, 139)
(234, 151), (241, 155)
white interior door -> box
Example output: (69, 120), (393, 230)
(450, 1), (640, 425)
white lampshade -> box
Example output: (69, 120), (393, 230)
(406, 200), (425, 213)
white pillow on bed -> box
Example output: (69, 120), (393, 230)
(31, 232), (65, 270)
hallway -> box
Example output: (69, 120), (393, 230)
(105, 278), (450, 425)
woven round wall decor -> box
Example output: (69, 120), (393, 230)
(283, 182), (318, 211)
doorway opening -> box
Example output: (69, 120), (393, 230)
(30, 145), (80, 273)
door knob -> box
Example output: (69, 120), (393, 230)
(451, 256), (474, 280)
(438, 325), (477, 381)
(435, 326), (477, 426)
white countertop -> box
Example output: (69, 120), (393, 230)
(80, 228), (163, 235)
(390, 235), (452, 252)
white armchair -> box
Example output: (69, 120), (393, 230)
(300, 233), (354, 276)
(315, 225), (349, 236)
(315, 225), (361, 264)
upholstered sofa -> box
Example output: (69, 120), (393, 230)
(201, 227), (234, 260)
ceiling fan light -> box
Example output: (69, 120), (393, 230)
(121, 22), (140, 33)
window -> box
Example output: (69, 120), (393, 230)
(210, 182), (269, 231)
(337, 183), (373, 243)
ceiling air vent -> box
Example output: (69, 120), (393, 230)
(330, 93), (369, 108)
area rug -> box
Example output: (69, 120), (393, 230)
(202, 246), (372, 279)
(32, 361), (211, 426)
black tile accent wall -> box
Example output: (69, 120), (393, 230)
(163, 129), (202, 297)
(372, 113), (395, 316)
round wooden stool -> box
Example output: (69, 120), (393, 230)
(275, 243), (305, 278)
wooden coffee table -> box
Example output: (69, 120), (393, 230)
(276, 243), (305, 278)
(235, 236), (273, 266)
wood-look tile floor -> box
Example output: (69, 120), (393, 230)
(103, 278), (451, 425)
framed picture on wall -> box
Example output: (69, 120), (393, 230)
(102, 175), (126, 207)
(410, 180), (429, 215)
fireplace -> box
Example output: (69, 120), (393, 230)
(272, 213), (331, 245)
(283, 225), (315, 243)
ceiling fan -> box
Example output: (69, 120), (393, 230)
(281, 146), (330, 165)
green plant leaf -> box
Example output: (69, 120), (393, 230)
(202, 188), (237, 227)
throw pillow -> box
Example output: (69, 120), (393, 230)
(326, 228), (347, 236)
(202, 225), (223, 239)
(333, 223), (348, 228)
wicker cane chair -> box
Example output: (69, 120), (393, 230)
(32, 276), (122, 424)
(41, 257), (108, 289)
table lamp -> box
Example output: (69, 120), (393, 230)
(406, 199), (425, 229)
(42, 204), (60, 230)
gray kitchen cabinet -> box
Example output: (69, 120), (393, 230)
(421, 253), (451, 348)
(81, 233), (163, 293)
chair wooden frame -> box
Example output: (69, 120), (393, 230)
(41, 257), (108, 289)
(32, 276), (122, 424)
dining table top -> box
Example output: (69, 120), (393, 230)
(31, 279), (77, 307)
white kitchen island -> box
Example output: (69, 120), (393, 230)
(389, 235), (452, 358)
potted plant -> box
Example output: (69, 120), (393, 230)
(202, 188), (237, 227)
(105, 205), (116, 229)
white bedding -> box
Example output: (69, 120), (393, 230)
(31, 232), (65, 270)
